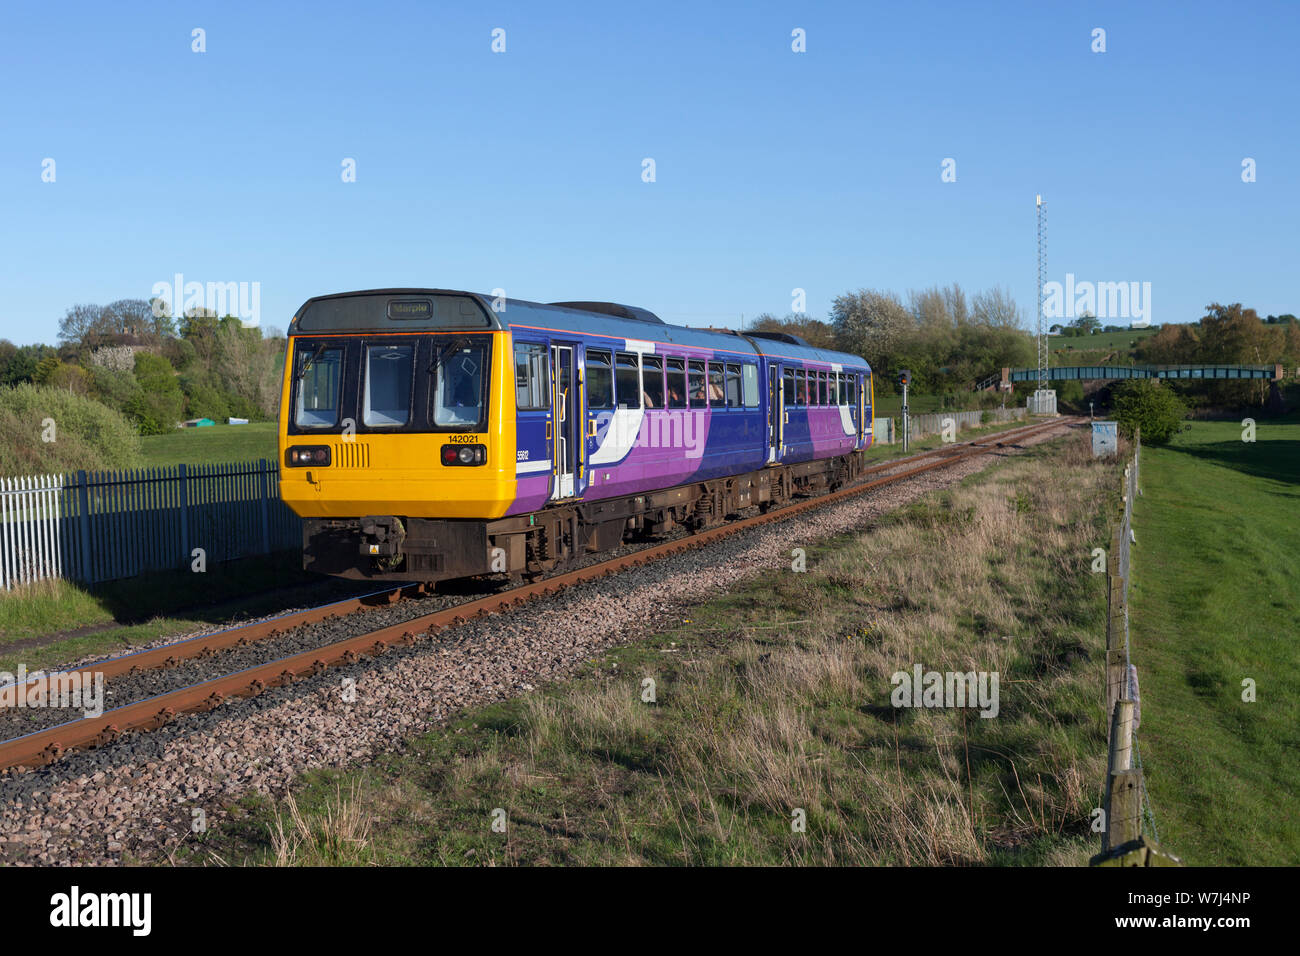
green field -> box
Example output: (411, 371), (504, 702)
(1127, 417), (1300, 864)
(1048, 327), (1159, 366)
(140, 422), (278, 467)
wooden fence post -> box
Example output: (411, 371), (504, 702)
(1104, 699), (1140, 852)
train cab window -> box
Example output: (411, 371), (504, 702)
(742, 364), (759, 407)
(706, 362), (725, 407)
(432, 342), (487, 428)
(782, 367), (796, 406)
(295, 345), (344, 428)
(587, 350), (614, 409)
(363, 344), (414, 426)
(688, 360), (706, 406)
(642, 355), (665, 408)
(514, 343), (548, 411)
(616, 352), (641, 408)
(666, 357), (687, 408)
(724, 364), (742, 407)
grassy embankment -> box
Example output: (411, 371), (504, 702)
(1125, 417), (1299, 865)
(139, 422), (278, 467)
(191, 428), (1120, 866)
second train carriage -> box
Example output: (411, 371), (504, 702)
(278, 289), (874, 581)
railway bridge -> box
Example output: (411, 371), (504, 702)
(975, 363), (1284, 391)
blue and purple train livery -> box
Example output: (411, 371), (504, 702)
(278, 289), (874, 582)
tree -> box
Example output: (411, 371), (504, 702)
(1135, 323), (1199, 365)
(747, 313), (840, 349)
(831, 289), (913, 382)
(1112, 380), (1187, 444)
(130, 351), (185, 434)
(1070, 312), (1100, 335)
(972, 286), (1023, 329)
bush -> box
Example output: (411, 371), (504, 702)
(181, 380), (232, 421)
(0, 384), (143, 476)
(1112, 380), (1188, 444)
(89, 365), (143, 414)
(131, 352), (185, 434)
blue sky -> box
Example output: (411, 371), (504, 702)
(1, 0), (1296, 345)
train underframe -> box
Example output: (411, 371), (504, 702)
(302, 450), (865, 583)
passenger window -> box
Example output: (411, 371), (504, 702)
(724, 364), (742, 407)
(616, 352), (641, 408)
(801, 370), (811, 406)
(742, 364), (759, 407)
(828, 373), (839, 406)
(295, 346), (344, 428)
(688, 360), (706, 407)
(587, 350), (613, 409)
(782, 367), (796, 406)
(666, 358), (687, 408)
(513, 343), (548, 411)
(706, 362), (725, 407)
(642, 356), (664, 408)
(432, 343), (486, 428)
(363, 345), (413, 427)
(818, 371), (828, 406)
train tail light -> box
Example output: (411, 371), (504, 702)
(441, 443), (486, 466)
(286, 445), (331, 467)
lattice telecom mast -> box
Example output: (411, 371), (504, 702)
(1036, 195), (1048, 390)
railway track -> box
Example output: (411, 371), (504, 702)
(0, 415), (1078, 772)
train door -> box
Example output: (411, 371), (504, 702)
(859, 372), (869, 442)
(768, 362), (782, 462)
(550, 344), (578, 499)
(846, 371), (859, 438)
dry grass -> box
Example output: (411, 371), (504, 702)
(269, 782), (374, 866)
(222, 431), (1113, 866)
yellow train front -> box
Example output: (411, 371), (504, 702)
(278, 289), (519, 580)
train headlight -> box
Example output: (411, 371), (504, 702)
(286, 445), (331, 467)
(441, 443), (487, 466)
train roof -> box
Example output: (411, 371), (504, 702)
(289, 288), (870, 370)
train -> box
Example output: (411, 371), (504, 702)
(277, 289), (874, 582)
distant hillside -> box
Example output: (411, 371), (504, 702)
(1048, 327), (1160, 366)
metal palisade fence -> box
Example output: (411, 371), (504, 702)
(0, 460), (301, 590)
(872, 406), (1027, 444)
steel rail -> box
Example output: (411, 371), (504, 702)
(0, 416), (1077, 771)
(4, 418), (1030, 700)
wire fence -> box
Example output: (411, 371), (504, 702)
(1094, 428), (1181, 866)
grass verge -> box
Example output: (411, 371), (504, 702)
(1126, 418), (1300, 865)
